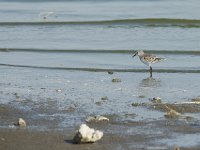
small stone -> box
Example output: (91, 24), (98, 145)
(164, 109), (181, 119)
(191, 97), (200, 102)
(151, 97), (162, 103)
(86, 115), (109, 122)
(101, 96), (108, 101)
(73, 124), (103, 144)
(132, 102), (141, 107)
(19, 118), (26, 127)
(14, 93), (20, 99)
(185, 116), (194, 121)
(108, 71), (114, 75)
(65, 106), (76, 112)
(112, 78), (121, 83)
(95, 101), (102, 106)
(14, 118), (26, 127)
(124, 113), (137, 117)
(138, 95), (145, 98)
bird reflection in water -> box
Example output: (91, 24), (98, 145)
(139, 77), (162, 88)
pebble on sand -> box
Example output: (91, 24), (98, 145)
(174, 145), (180, 150)
(164, 109), (181, 119)
(108, 71), (114, 75)
(101, 96), (109, 101)
(86, 115), (109, 122)
(95, 101), (102, 106)
(150, 97), (162, 103)
(73, 124), (103, 144)
(14, 118), (26, 127)
(192, 97), (200, 102)
(112, 78), (121, 82)
(14, 93), (20, 99)
(138, 95), (146, 98)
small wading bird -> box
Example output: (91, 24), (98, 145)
(132, 50), (166, 77)
(39, 12), (54, 19)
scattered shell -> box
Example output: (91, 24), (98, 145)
(56, 89), (62, 92)
(151, 97), (162, 103)
(164, 109), (181, 119)
(14, 118), (26, 127)
(19, 118), (26, 127)
(112, 78), (121, 82)
(86, 115), (109, 122)
(73, 124), (103, 144)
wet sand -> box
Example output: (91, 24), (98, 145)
(1, 129), (200, 150)
(0, 104), (143, 150)
(1, 66), (200, 149)
(0, 128), (134, 150)
(1, 102), (200, 150)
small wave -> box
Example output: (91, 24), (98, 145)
(1, 18), (200, 27)
(1, 48), (200, 55)
(0, 63), (200, 73)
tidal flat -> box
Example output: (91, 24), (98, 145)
(0, 66), (200, 149)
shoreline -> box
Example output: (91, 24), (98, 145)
(0, 68), (200, 149)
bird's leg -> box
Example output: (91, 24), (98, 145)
(150, 66), (152, 77)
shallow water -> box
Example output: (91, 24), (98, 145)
(0, 51), (200, 74)
(0, 66), (199, 118)
(1, 0), (200, 50)
(1, 25), (200, 50)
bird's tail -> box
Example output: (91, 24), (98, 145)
(157, 57), (166, 61)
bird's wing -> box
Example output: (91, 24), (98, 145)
(143, 54), (165, 64)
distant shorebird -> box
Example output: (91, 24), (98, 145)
(39, 12), (54, 19)
(132, 50), (166, 77)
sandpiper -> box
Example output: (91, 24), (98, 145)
(132, 50), (166, 77)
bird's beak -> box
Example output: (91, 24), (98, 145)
(132, 52), (137, 57)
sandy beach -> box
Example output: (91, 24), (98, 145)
(1, 101), (200, 150)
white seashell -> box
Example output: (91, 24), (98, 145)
(18, 118), (26, 127)
(73, 124), (103, 144)
(86, 115), (109, 122)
